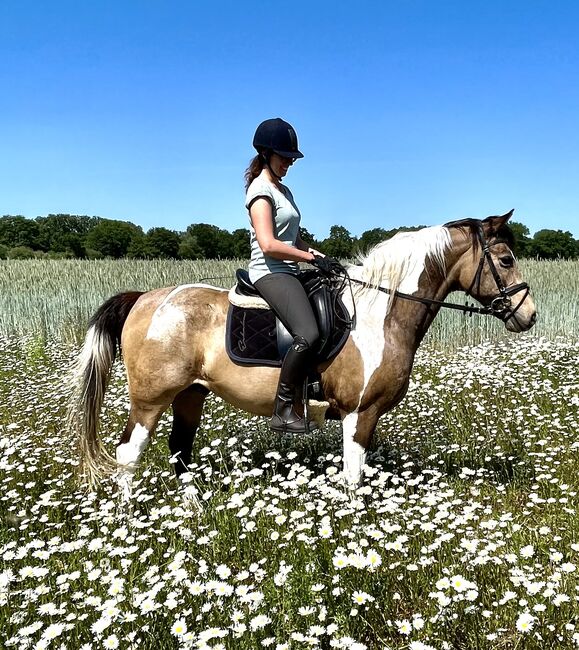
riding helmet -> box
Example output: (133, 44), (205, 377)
(252, 118), (304, 159)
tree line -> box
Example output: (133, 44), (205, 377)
(0, 214), (577, 260)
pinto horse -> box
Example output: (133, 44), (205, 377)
(68, 211), (536, 494)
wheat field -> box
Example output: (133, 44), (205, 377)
(0, 258), (577, 346)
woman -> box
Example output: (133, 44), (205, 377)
(244, 117), (325, 434)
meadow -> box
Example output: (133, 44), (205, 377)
(0, 259), (578, 649)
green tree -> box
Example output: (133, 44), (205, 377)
(230, 228), (251, 259)
(178, 233), (204, 260)
(126, 234), (148, 259)
(509, 221), (531, 258)
(0, 216), (40, 249)
(319, 225), (357, 258)
(7, 246), (36, 259)
(299, 227), (317, 246)
(36, 214), (98, 257)
(357, 227), (389, 252)
(85, 219), (143, 258)
(143, 227), (181, 259)
(184, 223), (235, 258)
(528, 229), (577, 259)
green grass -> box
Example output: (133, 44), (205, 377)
(0, 258), (577, 346)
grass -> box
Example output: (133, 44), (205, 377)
(0, 257), (578, 648)
(0, 258), (577, 346)
(1, 335), (578, 649)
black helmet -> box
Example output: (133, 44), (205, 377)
(253, 118), (304, 159)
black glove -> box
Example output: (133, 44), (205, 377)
(311, 255), (346, 275)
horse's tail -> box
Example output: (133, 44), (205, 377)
(67, 291), (144, 488)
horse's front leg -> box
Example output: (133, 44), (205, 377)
(341, 409), (378, 489)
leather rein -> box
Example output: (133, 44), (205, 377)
(344, 224), (530, 321)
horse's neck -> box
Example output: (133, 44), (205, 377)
(386, 241), (465, 347)
(351, 245), (460, 351)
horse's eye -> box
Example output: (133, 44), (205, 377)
(499, 255), (514, 268)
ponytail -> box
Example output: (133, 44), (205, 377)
(244, 155), (265, 191)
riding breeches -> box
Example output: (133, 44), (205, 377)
(253, 272), (319, 348)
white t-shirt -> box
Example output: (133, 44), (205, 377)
(245, 172), (301, 282)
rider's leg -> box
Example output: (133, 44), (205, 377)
(254, 273), (319, 433)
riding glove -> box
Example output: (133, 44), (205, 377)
(312, 255), (346, 275)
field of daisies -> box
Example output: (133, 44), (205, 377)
(1, 259), (578, 649)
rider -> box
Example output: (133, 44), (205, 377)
(244, 117), (325, 434)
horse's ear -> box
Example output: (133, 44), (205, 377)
(483, 209), (514, 235)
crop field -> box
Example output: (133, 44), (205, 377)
(0, 258), (578, 346)
(0, 259), (578, 649)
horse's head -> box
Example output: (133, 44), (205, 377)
(448, 210), (537, 332)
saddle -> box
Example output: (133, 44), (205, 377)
(225, 269), (351, 372)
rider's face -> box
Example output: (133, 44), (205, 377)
(269, 153), (296, 179)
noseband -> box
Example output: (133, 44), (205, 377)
(466, 225), (530, 322)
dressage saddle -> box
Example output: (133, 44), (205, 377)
(226, 269), (351, 370)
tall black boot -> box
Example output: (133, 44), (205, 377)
(270, 336), (312, 434)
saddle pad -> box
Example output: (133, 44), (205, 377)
(226, 305), (282, 367)
(228, 286), (269, 309)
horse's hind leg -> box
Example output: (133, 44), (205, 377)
(170, 384), (208, 478)
(116, 400), (167, 499)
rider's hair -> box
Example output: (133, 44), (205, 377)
(244, 154), (266, 190)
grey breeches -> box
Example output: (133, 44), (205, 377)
(254, 273), (319, 348)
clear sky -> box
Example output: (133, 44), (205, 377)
(1, 1), (578, 238)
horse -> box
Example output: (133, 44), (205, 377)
(67, 211), (536, 496)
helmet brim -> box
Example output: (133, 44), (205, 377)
(272, 149), (304, 159)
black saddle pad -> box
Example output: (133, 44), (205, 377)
(225, 294), (351, 368)
(226, 306), (281, 367)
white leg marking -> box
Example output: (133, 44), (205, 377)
(116, 424), (150, 500)
(342, 412), (366, 489)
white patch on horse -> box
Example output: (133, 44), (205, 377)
(116, 423), (150, 501)
(344, 225), (451, 404)
(343, 278), (390, 405)
(342, 412), (366, 488)
(146, 284), (227, 341)
(146, 303), (187, 341)
(116, 423), (149, 469)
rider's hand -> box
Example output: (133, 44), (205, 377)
(311, 255), (345, 275)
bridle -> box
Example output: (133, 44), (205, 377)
(464, 224), (530, 321)
(342, 223), (530, 321)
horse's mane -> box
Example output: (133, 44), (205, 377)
(353, 225), (452, 304)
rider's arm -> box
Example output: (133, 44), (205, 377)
(295, 234), (324, 257)
(250, 198), (315, 263)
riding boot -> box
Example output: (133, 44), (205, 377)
(270, 336), (312, 434)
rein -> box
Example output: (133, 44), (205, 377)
(346, 276), (501, 316)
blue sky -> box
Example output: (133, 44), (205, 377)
(1, 1), (578, 238)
